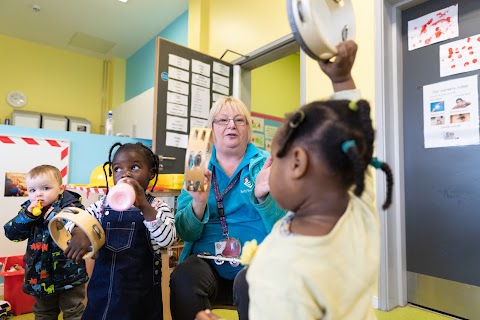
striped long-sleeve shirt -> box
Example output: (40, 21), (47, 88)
(66, 194), (177, 253)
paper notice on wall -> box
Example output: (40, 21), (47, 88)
(168, 66), (190, 82)
(213, 73), (229, 88)
(169, 54), (190, 71)
(192, 73), (211, 89)
(439, 34), (480, 77)
(264, 125), (278, 140)
(408, 4), (458, 51)
(190, 117), (209, 129)
(167, 102), (188, 117)
(423, 75), (479, 148)
(212, 83), (229, 95)
(166, 115), (188, 133)
(167, 92), (188, 106)
(166, 132), (188, 149)
(192, 59), (211, 77)
(213, 61), (230, 77)
(191, 85), (210, 119)
(168, 79), (189, 95)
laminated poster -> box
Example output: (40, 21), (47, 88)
(423, 75), (479, 148)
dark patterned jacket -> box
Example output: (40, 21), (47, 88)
(3, 190), (88, 297)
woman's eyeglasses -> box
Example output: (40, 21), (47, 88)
(213, 117), (248, 126)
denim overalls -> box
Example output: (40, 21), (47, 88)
(82, 198), (163, 320)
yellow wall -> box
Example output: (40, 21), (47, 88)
(251, 53), (300, 118)
(305, 1), (375, 104)
(109, 58), (127, 118)
(0, 35), (125, 133)
(195, 0), (292, 60)
(189, 0), (374, 106)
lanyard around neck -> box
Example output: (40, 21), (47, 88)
(212, 168), (241, 238)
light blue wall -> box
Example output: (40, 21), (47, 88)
(0, 124), (151, 184)
(125, 10), (189, 100)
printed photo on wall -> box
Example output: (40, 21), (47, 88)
(430, 115), (445, 126)
(4, 172), (28, 197)
(430, 101), (445, 112)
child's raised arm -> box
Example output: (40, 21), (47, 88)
(319, 40), (357, 92)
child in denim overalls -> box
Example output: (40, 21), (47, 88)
(65, 142), (177, 320)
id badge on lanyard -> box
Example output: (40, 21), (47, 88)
(212, 169), (242, 266)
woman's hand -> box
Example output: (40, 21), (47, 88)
(254, 156), (272, 203)
(187, 169), (212, 221)
(64, 227), (91, 263)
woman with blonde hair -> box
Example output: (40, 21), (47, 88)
(170, 94), (285, 320)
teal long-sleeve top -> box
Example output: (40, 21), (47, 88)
(175, 143), (287, 279)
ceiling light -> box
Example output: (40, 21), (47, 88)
(118, 0), (128, 2)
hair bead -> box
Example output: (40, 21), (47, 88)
(341, 140), (357, 154)
(348, 100), (359, 111)
(370, 157), (383, 169)
(289, 110), (305, 128)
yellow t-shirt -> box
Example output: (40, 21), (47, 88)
(247, 175), (378, 320)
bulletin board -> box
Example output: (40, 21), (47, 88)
(153, 37), (234, 174)
(0, 135), (70, 257)
(250, 112), (284, 152)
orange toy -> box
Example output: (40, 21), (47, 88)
(32, 201), (42, 217)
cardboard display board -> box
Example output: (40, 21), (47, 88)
(153, 37), (234, 174)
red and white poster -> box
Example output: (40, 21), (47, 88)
(0, 135), (70, 192)
(440, 34), (480, 77)
(0, 135), (70, 257)
(408, 4), (459, 51)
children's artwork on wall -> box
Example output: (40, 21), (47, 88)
(251, 116), (265, 133)
(440, 34), (480, 77)
(250, 112), (283, 151)
(4, 172), (27, 197)
(251, 132), (265, 149)
(408, 4), (459, 51)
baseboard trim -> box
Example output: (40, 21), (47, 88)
(372, 295), (379, 309)
(0, 283), (4, 297)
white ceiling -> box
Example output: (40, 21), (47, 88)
(0, 0), (189, 59)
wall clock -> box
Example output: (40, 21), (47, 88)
(7, 91), (27, 108)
